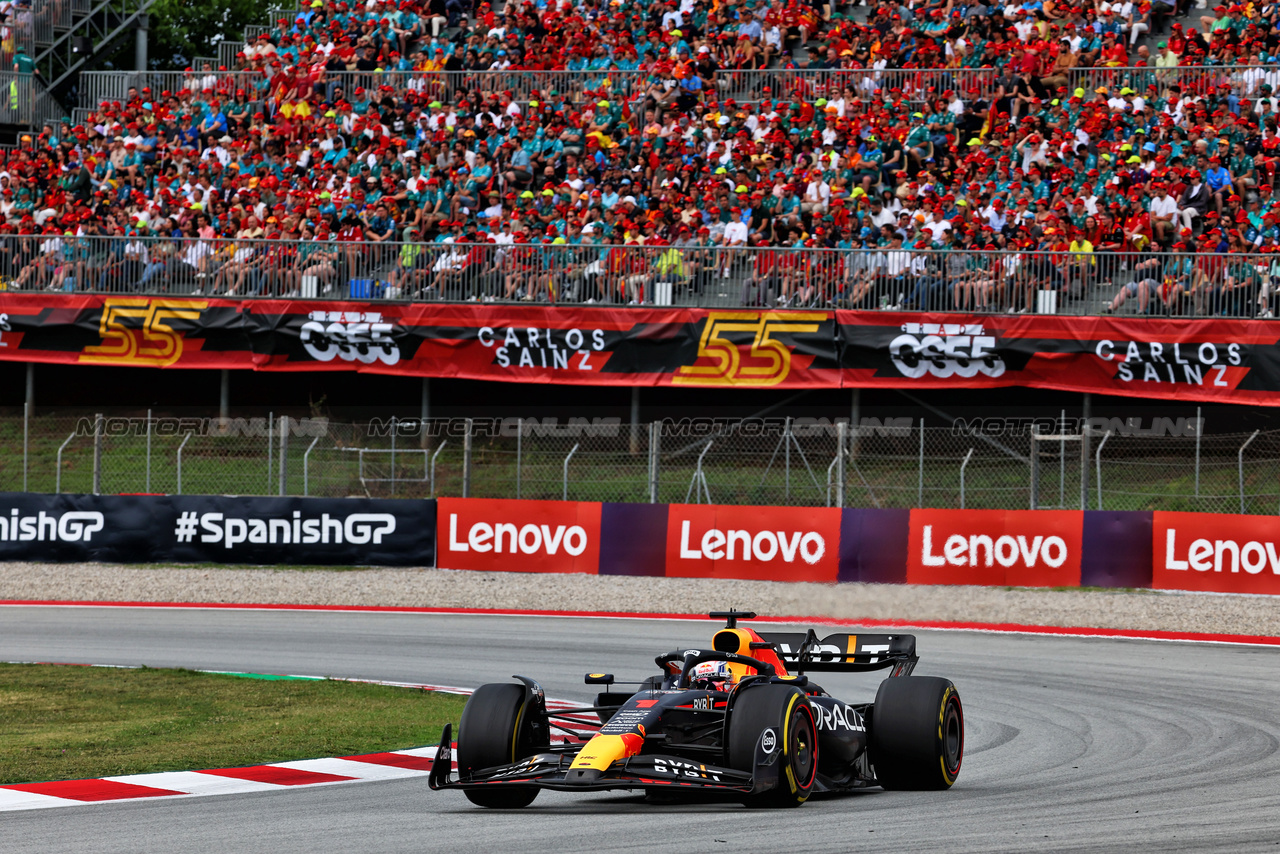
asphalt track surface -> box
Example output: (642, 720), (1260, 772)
(5, 606), (1280, 854)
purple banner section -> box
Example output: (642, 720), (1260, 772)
(1080, 511), (1153, 588)
(837, 508), (910, 584)
(598, 502), (668, 576)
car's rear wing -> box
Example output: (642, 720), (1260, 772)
(755, 629), (918, 675)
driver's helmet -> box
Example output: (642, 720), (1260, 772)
(690, 660), (734, 692)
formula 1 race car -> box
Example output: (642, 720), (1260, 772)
(428, 611), (963, 808)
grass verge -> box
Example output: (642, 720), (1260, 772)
(0, 664), (466, 785)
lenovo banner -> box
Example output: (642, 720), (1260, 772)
(906, 509), (1083, 588)
(436, 497), (602, 573)
(664, 504), (841, 583)
(5, 294), (1280, 403)
(0, 493), (435, 566)
(1153, 512), (1280, 595)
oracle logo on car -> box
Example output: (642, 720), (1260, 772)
(436, 498), (602, 574)
(906, 509), (1082, 587)
(1153, 512), (1280, 595)
(665, 505), (841, 583)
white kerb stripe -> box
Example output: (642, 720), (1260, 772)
(101, 771), (283, 795)
(0, 789), (80, 811)
(267, 758), (428, 781)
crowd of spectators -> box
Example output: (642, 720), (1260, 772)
(3, 0), (1280, 313)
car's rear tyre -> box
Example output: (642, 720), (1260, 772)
(456, 682), (547, 808)
(727, 684), (818, 807)
(868, 676), (963, 791)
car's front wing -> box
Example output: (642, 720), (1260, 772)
(427, 724), (759, 794)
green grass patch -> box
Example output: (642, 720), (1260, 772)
(0, 664), (466, 785)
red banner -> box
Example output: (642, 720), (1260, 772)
(1152, 512), (1280, 595)
(664, 504), (841, 583)
(906, 509), (1082, 588)
(4, 294), (1280, 403)
(436, 497), (602, 574)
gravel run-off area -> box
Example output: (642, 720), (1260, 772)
(2, 562), (1279, 637)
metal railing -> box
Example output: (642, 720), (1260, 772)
(4, 413), (1278, 514)
(3, 236), (1276, 319)
(75, 64), (1270, 116)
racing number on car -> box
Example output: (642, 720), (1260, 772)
(674, 311), (826, 387)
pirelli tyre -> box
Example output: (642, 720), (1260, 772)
(868, 676), (964, 791)
(727, 684), (819, 808)
(456, 682), (548, 808)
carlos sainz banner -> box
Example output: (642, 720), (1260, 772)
(2, 294), (1280, 403)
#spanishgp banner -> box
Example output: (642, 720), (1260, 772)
(0, 493), (436, 566)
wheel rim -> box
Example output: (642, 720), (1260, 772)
(789, 706), (817, 791)
(942, 696), (963, 776)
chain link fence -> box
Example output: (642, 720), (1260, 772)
(0, 410), (1276, 515)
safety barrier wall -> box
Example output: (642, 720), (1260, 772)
(9, 492), (1280, 595)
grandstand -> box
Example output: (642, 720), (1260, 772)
(0, 0), (1273, 315)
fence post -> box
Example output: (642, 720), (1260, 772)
(649, 421), (660, 503)
(389, 415), (397, 498)
(1239, 430), (1260, 514)
(267, 411), (274, 493)
(303, 436), (320, 497)
(1080, 393), (1091, 511)
(1030, 428), (1039, 510)
(55, 432), (75, 494)
(784, 416), (792, 503)
(1095, 431), (1112, 511)
(959, 448), (974, 509)
(1194, 406), (1202, 498)
(516, 417), (522, 500)
(563, 443), (579, 501)
(279, 415), (288, 496)
(917, 418), (924, 508)
(176, 433), (192, 495)
(145, 408), (152, 493)
(835, 420), (846, 508)
(92, 412), (103, 495)
(430, 441), (448, 497)
(22, 401), (28, 492)
(462, 418), (472, 498)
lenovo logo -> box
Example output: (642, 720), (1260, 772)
(677, 520), (825, 565)
(1163, 528), (1280, 575)
(446, 514), (589, 556)
(919, 525), (1069, 569)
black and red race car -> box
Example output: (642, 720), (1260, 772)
(428, 611), (963, 808)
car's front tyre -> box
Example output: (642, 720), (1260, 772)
(727, 684), (818, 807)
(456, 682), (546, 808)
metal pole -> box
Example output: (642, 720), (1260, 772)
(219, 370), (230, 421)
(649, 421), (660, 503)
(267, 411), (274, 493)
(1239, 429), (1260, 514)
(176, 433), (191, 495)
(563, 443), (580, 501)
(135, 14), (149, 70)
(420, 377), (431, 450)
(516, 417), (522, 499)
(1030, 428), (1039, 510)
(92, 412), (103, 495)
(917, 418), (924, 508)
(389, 415), (397, 498)
(849, 388), (860, 460)
(430, 441), (448, 496)
(55, 432), (75, 494)
(784, 416), (792, 503)
(462, 418), (472, 498)
(22, 401), (28, 492)
(630, 386), (640, 455)
(1059, 409), (1065, 509)
(835, 420), (846, 508)
(1095, 431), (1112, 511)
(25, 361), (34, 410)
(302, 436), (320, 497)
(279, 415), (288, 496)
(1194, 406), (1202, 498)
(959, 448), (975, 509)
(1080, 393), (1092, 511)
(145, 408), (152, 493)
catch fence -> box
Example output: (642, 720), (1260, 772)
(3, 237), (1276, 319)
(3, 411), (1277, 515)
